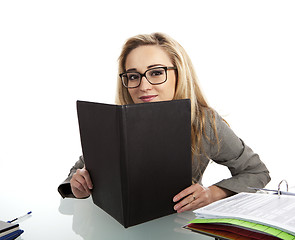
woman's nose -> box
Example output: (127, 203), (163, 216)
(139, 76), (152, 91)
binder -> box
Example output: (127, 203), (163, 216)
(77, 99), (192, 228)
(184, 182), (295, 240)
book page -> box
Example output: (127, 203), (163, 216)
(194, 193), (295, 235)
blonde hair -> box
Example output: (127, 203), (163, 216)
(115, 33), (218, 176)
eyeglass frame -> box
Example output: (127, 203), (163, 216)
(119, 66), (177, 89)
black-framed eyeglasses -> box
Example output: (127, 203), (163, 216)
(119, 66), (177, 89)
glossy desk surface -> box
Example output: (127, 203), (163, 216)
(1, 193), (212, 240)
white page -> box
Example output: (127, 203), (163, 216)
(194, 193), (295, 235)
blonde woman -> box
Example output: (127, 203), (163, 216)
(58, 33), (270, 213)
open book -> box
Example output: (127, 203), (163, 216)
(77, 99), (192, 228)
(185, 192), (295, 240)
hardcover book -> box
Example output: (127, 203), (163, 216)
(77, 99), (192, 228)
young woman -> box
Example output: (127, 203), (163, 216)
(58, 33), (270, 213)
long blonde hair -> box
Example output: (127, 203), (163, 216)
(115, 33), (218, 171)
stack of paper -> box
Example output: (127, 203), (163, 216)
(185, 192), (295, 240)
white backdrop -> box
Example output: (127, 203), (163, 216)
(1, 0), (295, 211)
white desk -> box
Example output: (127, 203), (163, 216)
(1, 191), (212, 240)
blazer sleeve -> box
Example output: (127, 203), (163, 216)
(207, 111), (271, 193)
(57, 156), (85, 198)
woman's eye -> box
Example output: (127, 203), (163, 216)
(128, 74), (139, 81)
(150, 70), (164, 77)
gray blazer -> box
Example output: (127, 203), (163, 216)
(58, 110), (271, 198)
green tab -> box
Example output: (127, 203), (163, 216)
(189, 218), (234, 224)
(252, 224), (268, 231)
(239, 221), (256, 228)
(277, 231), (295, 240)
(264, 227), (281, 236)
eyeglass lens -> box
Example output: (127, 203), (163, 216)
(122, 67), (167, 88)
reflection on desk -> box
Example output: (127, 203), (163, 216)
(58, 196), (212, 240)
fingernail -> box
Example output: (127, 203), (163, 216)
(173, 197), (178, 202)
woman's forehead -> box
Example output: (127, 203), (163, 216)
(125, 45), (172, 72)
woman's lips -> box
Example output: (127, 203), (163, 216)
(139, 95), (158, 102)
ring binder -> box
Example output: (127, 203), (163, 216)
(186, 192), (295, 239)
(248, 179), (295, 197)
(277, 179), (288, 197)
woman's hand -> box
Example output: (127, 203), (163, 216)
(70, 167), (93, 199)
(173, 184), (233, 213)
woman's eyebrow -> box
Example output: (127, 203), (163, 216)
(126, 64), (165, 72)
(126, 68), (137, 72)
(147, 64), (165, 69)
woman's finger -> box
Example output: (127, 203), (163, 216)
(76, 169), (92, 190)
(71, 178), (88, 193)
(71, 174), (89, 193)
(174, 185), (211, 213)
(79, 168), (93, 189)
(173, 184), (202, 202)
(70, 170), (92, 197)
(177, 196), (205, 212)
(173, 193), (196, 212)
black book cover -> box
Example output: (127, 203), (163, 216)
(77, 99), (192, 227)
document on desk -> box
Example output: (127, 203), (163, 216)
(193, 192), (295, 236)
